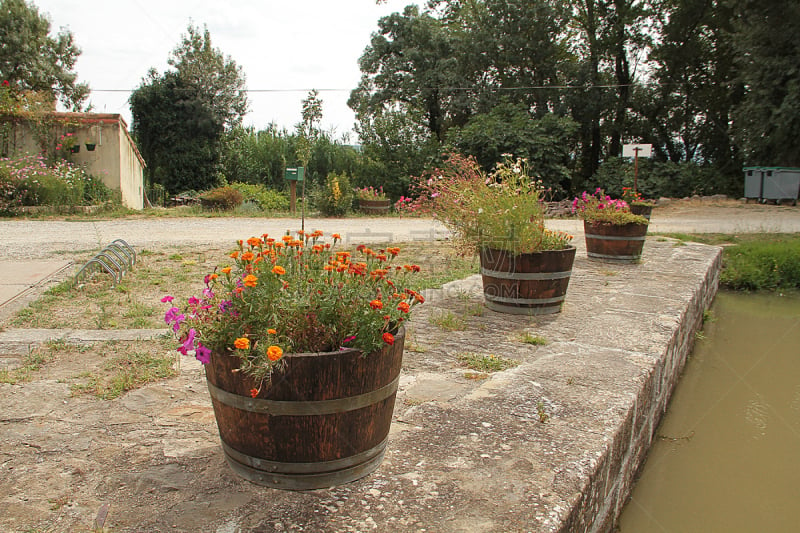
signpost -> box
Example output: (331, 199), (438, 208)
(622, 144), (652, 194)
(284, 167), (305, 215)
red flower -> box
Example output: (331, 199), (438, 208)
(250, 388), (259, 398)
(382, 332), (395, 345)
(1, 80), (9, 87)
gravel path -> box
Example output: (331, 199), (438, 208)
(1, 201), (799, 260)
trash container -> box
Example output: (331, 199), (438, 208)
(743, 167), (800, 204)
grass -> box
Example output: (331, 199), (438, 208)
(519, 332), (548, 345)
(654, 232), (800, 291)
(457, 352), (518, 373)
(430, 309), (467, 331)
(70, 347), (177, 400)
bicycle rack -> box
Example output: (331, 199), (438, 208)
(74, 239), (136, 287)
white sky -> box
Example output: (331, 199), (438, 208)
(32, 0), (420, 142)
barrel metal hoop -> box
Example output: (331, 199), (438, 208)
(207, 375), (400, 416)
(480, 267), (572, 280)
(222, 439), (388, 490)
(584, 233), (646, 241)
(587, 252), (642, 261)
(484, 294), (566, 305)
(222, 436), (388, 475)
(484, 300), (562, 315)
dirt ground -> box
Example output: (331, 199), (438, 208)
(0, 200), (798, 532)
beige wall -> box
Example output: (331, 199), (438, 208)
(2, 115), (144, 210)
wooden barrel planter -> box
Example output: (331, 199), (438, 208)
(359, 199), (391, 215)
(479, 246), (576, 315)
(204, 327), (405, 490)
(584, 221), (649, 263)
(629, 203), (653, 220)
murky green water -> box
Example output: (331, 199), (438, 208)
(618, 291), (800, 532)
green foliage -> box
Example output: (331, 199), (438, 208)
(0, 154), (117, 212)
(310, 172), (354, 216)
(593, 157), (741, 199)
(721, 236), (800, 291)
(130, 24), (248, 194)
(0, 0), (89, 109)
(457, 352), (519, 373)
(227, 182), (289, 212)
(449, 103), (578, 194)
(731, 0), (800, 167)
(199, 185), (244, 211)
(412, 153), (573, 254)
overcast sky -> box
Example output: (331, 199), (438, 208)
(32, 0), (420, 141)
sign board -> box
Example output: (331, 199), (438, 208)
(284, 167), (305, 181)
(622, 144), (652, 158)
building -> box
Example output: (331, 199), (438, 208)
(1, 113), (146, 210)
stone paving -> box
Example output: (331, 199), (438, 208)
(0, 230), (721, 532)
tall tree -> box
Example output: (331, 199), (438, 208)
(130, 24), (248, 193)
(0, 0), (88, 109)
(349, 5), (462, 141)
(731, 0), (800, 166)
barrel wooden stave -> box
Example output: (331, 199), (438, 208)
(584, 221), (648, 263)
(204, 327), (404, 488)
(479, 246), (576, 315)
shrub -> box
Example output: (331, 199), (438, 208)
(310, 172), (354, 216)
(228, 182), (289, 211)
(199, 186), (244, 210)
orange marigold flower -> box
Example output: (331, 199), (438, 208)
(267, 328), (277, 335)
(221, 267), (232, 274)
(323, 264), (334, 271)
(387, 247), (401, 256)
(210, 273), (219, 281)
(332, 233), (341, 240)
(281, 235), (293, 242)
(415, 293), (425, 303)
(369, 299), (383, 310)
(230, 251), (239, 259)
(382, 332), (395, 345)
(398, 302), (411, 313)
(272, 265), (286, 275)
(267, 345), (284, 361)
(234, 337), (250, 350)
(243, 274), (258, 287)
(376, 254), (387, 262)
(241, 251), (255, 261)
(250, 388), (259, 398)
(247, 237), (261, 247)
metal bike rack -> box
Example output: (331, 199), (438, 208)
(74, 239), (136, 287)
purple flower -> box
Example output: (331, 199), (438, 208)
(160, 295), (174, 303)
(202, 287), (214, 299)
(195, 343), (211, 365)
(164, 306), (182, 325)
(177, 328), (197, 356)
(187, 296), (200, 306)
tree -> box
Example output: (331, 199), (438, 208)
(349, 5), (463, 141)
(0, 0), (88, 110)
(130, 24), (248, 193)
(731, 0), (800, 166)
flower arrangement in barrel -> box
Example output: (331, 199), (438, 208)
(355, 186), (389, 201)
(572, 188), (648, 225)
(409, 152), (572, 254)
(162, 230), (423, 387)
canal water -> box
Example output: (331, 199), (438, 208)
(618, 291), (800, 532)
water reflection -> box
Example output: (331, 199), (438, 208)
(618, 291), (800, 532)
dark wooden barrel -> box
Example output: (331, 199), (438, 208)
(584, 221), (648, 263)
(479, 246), (576, 315)
(629, 203), (653, 220)
(359, 199), (391, 214)
(204, 327), (405, 490)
